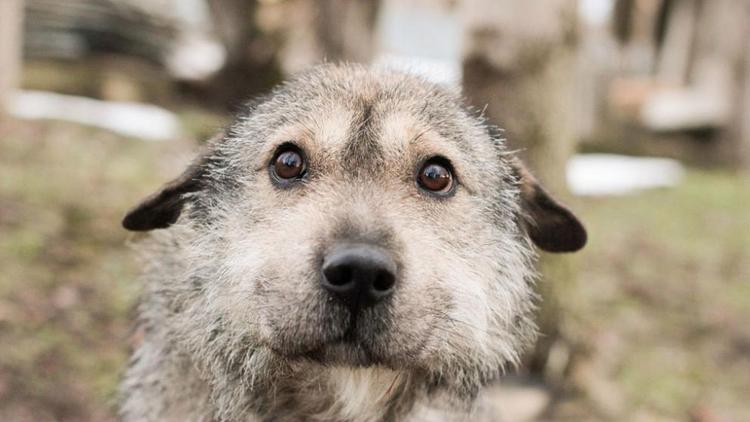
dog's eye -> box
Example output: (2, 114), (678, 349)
(271, 145), (306, 181)
(417, 158), (454, 194)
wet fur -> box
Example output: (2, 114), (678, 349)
(119, 64), (582, 421)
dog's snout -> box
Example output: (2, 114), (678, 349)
(321, 244), (397, 309)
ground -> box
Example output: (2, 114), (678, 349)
(0, 118), (748, 421)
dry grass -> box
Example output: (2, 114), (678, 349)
(0, 119), (198, 421)
(556, 170), (750, 420)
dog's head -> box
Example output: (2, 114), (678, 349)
(123, 64), (585, 396)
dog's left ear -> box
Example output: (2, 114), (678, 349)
(511, 160), (587, 253)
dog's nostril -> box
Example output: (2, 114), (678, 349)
(324, 265), (353, 287)
(373, 271), (395, 293)
(321, 243), (397, 309)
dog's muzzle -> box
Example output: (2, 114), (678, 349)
(320, 243), (397, 312)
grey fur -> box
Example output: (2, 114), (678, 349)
(119, 64), (584, 421)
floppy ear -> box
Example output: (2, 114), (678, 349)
(122, 156), (207, 231)
(511, 160), (587, 253)
(122, 133), (225, 231)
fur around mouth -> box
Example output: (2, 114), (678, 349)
(296, 336), (383, 367)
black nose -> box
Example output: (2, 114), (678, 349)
(321, 243), (397, 310)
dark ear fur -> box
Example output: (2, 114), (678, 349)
(512, 160), (587, 253)
(122, 135), (221, 231)
(122, 160), (205, 231)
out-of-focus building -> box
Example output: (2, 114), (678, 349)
(582, 0), (750, 169)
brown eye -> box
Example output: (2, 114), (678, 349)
(271, 147), (306, 181)
(418, 159), (454, 194)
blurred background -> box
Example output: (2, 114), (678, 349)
(0, 0), (748, 420)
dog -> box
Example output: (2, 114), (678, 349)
(119, 64), (586, 421)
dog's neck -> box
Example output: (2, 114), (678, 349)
(247, 363), (482, 421)
(276, 365), (413, 421)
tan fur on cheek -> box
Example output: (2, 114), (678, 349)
(215, 202), (326, 340)
(397, 230), (491, 357)
(388, 201), (537, 377)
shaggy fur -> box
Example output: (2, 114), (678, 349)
(119, 64), (586, 421)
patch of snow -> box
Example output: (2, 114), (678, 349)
(579, 0), (615, 26)
(567, 154), (685, 196)
(128, 0), (226, 81)
(8, 90), (180, 141)
(167, 35), (226, 81)
(640, 88), (731, 131)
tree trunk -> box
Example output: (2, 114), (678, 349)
(461, 0), (581, 382)
(201, 0), (282, 108)
(274, 0), (381, 75)
(612, 0), (664, 75)
(691, 0), (750, 168)
(726, 1), (750, 171)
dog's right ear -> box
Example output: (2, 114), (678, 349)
(122, 135), (222, 231)
(122, 157), (207, 231)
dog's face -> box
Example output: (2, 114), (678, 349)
(123, 65), (585, 394)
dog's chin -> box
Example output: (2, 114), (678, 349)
(313, 340), (396, 366)
(273, 338), (406, 369)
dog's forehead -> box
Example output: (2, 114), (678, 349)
(259, 65), (481, 162)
